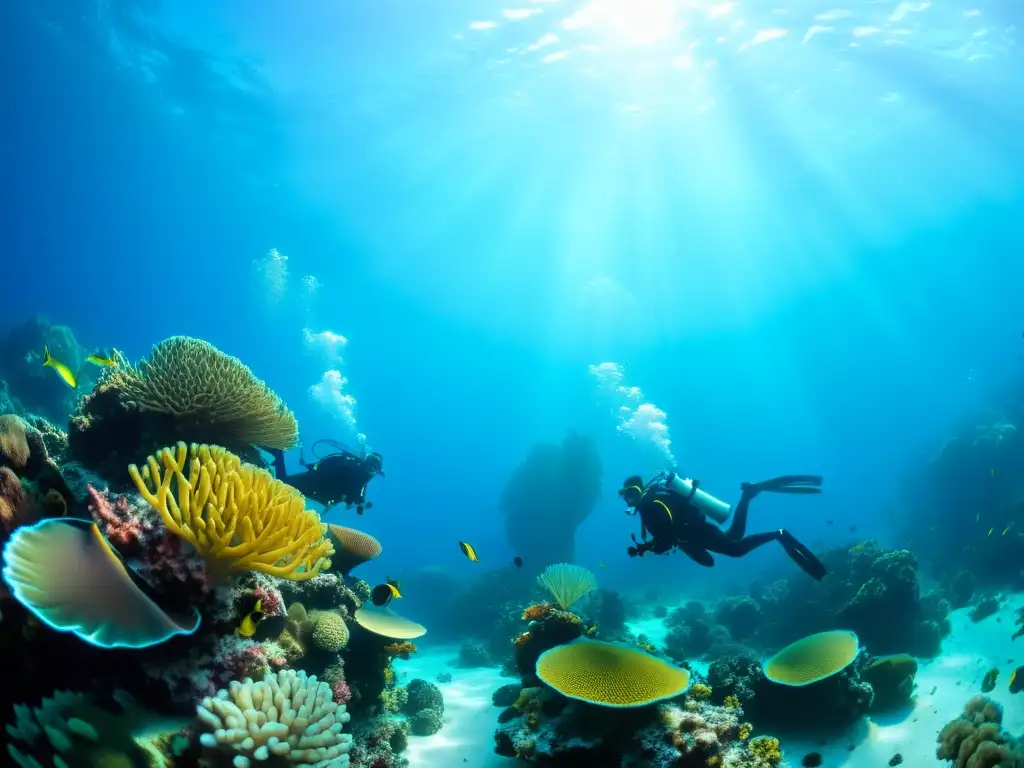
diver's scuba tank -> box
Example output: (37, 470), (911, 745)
(663, 471), (731, 524)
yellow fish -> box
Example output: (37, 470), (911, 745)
(86, 353), (118, 367)
(987, 528), (995, 537)
(599, 561), (607, 568)
(1003, 524), (1014, 536)
(237, 599), (264, 638)
(42, 346), (76, 388)
(458, 541), (479, 562)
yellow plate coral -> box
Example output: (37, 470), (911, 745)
(762, 630), (860, 686)
(535, 637), (690, 708)
(129, 442), (333, 581)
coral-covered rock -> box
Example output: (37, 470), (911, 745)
(715, 596), (763, 641)
(0, 317), (88, 423)
(707, 648), (873, 731)
(458, 638), (493, 668)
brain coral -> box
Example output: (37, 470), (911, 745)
(311, 611), (350, 652)
(535, 637), (690, 708)
(763, 630), (860, 686)
(110, 336), (298, 450)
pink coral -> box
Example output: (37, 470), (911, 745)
(217, 635), (269, 682)
(333, 679), (353, 705)
(253, 585), (284, 617)
(89, 486), (213, 601)
(88, 485), (150, 549)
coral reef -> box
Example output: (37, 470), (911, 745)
(195, 669), (353, 765)
(715, 597), (763, 642)
(0, 317), (87, 423)
(936, 695), (1023, 768)
(401, 679), (445, 736)
(707, 647), (872, 731)
(751, 540), (950, 658)
(495, 691), (780, 766)
(67, 336), (298, 482)
(6, 688), (186, 768)
(499, 432), (602, 569)
(0, 414), (75, 539)
(903, 419), (1024, 589)
(129, 442), (334, 580)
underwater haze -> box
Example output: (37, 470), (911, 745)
(2, 0), (1024, 766)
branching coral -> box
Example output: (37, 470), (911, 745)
(937, 696), (1024, 768)
(196, 669), (352, 766)
(129, 442), (333, 581)
(107, 336), (298, 450)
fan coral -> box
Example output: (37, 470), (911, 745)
(108, 336), (298, 450)
(196, 669), (352, 766)
(129, 442), (334, 581)
(536, 563), (598, 611)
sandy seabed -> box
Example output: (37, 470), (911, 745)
(396, 594), (1024, 767)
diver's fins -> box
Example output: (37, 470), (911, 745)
(778, 529), (827, 581)
(742, 475), (822, 495)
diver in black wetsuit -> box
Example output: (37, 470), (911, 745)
(620, 471), (827, 581)
(267, 440), (384, 515)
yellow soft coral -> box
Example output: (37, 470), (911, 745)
(688, 684), (712, 701)
(723, 695), (741, 710)
(748, 736), (782, 767)
(383, 641), (417, 660)
(738, 722), (753, 741)
(129, 442), (333, 580)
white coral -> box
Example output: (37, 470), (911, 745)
(196, 669), (352, 767)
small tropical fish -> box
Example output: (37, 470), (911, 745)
(981, 668), (998, 693)
(598, 561), (606, 568)
(459, 541), (479, 562)
(987, 528), (995, 537)
(42, 346), (76, 388)
(86, 353), (118, 367)
(237, 599), (264, 638)
(1003, 524), (1014, 536)
(512, 556), (523, 568)
(1010, 666), (1024, 694)
(371, 580), (401, 607)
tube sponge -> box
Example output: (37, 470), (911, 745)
(196, 669), (352, 767)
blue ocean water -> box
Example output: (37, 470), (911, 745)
(2, 4), (1024, 763)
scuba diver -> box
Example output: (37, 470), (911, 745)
(267, 440), (384, 515)
(620, 470), (827, 581)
